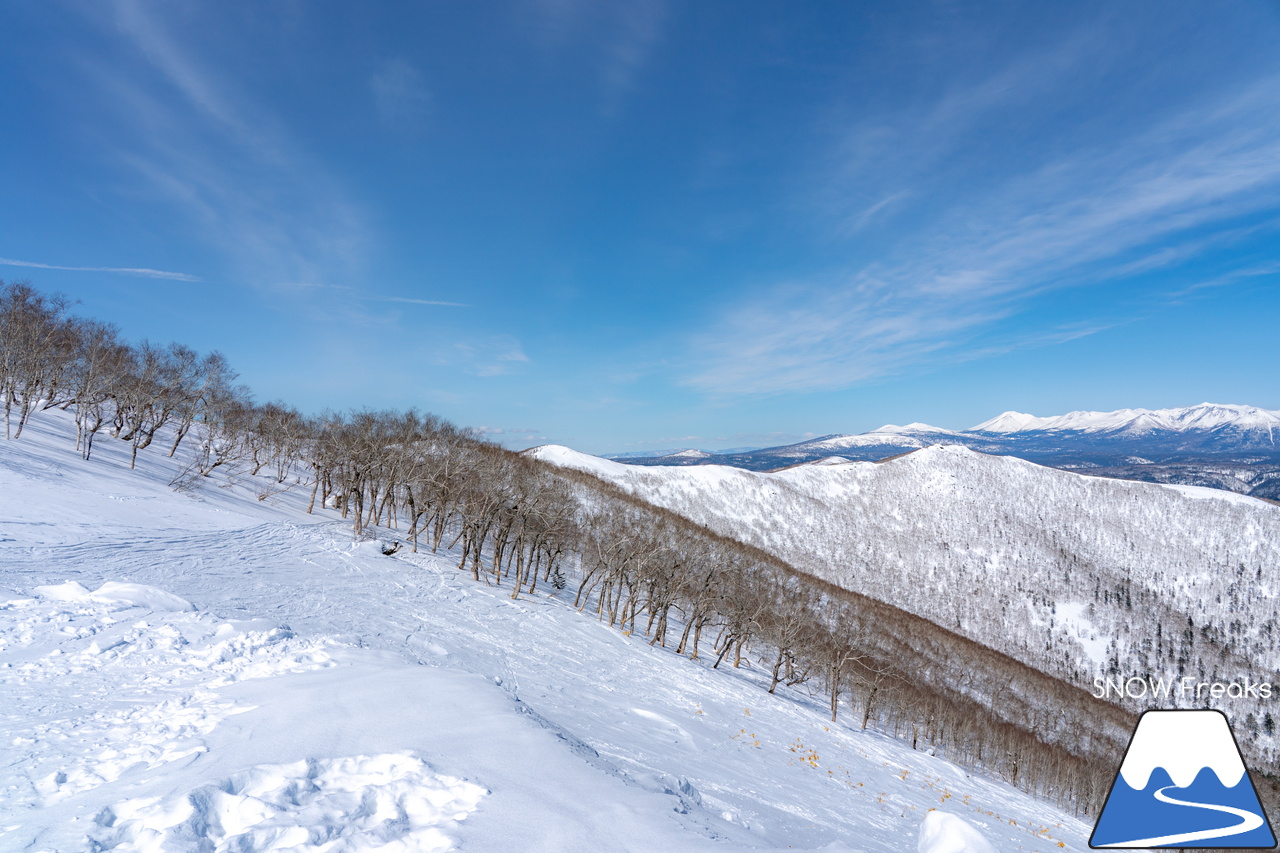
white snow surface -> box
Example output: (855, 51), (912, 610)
(1157, 483), (1267, 506)
(917, 811), (998, 853)
(34, 579), (195, 611)
(2, 411), (1091, 852)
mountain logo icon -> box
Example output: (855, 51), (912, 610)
(1090, 709), (1277, 848)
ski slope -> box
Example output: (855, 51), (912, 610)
(1, 410), (1093, 851)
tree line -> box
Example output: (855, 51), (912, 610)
(12, 279), (1273, 821)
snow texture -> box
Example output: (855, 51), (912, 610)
(90, 753), (486, 853)
(917, 811), (998, 853)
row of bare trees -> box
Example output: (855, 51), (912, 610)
(0, 280), (249, 467)
(0, 280), (1155, 816)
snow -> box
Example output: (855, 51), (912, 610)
(32, 580), (92, 601)
(91, 754), (488, 852)
(871, 423), (956, 436)
(1158, 483), (1271, 506)
(2, 410), (1096, 852)
(1054, 603), (1107, 667)
(969, 403), (1280, 436)
(526, 443), (633, 479)
(812, 434), (928, 449)
(968, 412), (1050, 433)
(34, 579), (196, 611)
(917, 811), (997, 853)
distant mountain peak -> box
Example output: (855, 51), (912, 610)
(969, 411), (1046, 433)
(869, 422), (955, 435)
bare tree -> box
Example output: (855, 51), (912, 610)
(0, 281), (77, 439)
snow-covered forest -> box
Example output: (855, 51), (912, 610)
(3, 280), (1277, 846)
(534, 447), (1280, 755)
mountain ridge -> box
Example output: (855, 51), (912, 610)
(533, 438), (1280, 771)
(605, 403), (1280, 499)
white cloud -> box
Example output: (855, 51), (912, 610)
(89, 0), (370, 291)
(433, 336), (531, 377)
(525, 0), (666, 112)
(686, 71), (1280, 396)
(369, 295), (469, 308)
(371, 59), (432, 130)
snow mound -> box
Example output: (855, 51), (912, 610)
(33, 580), (193, 611)
(33, 580), (92, 600)
(90, 752), (487, 852)
(917, 810), (997, 853)
(90, 581), (195, 612)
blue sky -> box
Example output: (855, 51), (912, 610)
(2, 1), (1278, 454)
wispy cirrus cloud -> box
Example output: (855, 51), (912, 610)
(83, 0), (369, 290)
(525, 0), (666, 112)
(370, 295), (468, 308)
(686, 64), (1280, 396)
(371, 59), (432, 131)
(278, 282), (469, 309)
(1164, 264), (1280, 301)
(428, 335), (531, 378)
(0, 256), (198, 282)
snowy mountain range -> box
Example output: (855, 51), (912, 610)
(611, 404), (1280, 499)
(970, 403), (1280, 436)
(535, 440), (1280, 771)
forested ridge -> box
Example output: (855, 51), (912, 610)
(4, 280), (1276, 821)
(553, 447), (1280, 707)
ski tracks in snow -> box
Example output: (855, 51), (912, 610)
(0, 589), (331, 818)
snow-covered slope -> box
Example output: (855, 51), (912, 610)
(733, 427), (956, 460)
(532, 443), (1280, 735)
(1, 409), (1093, 852)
